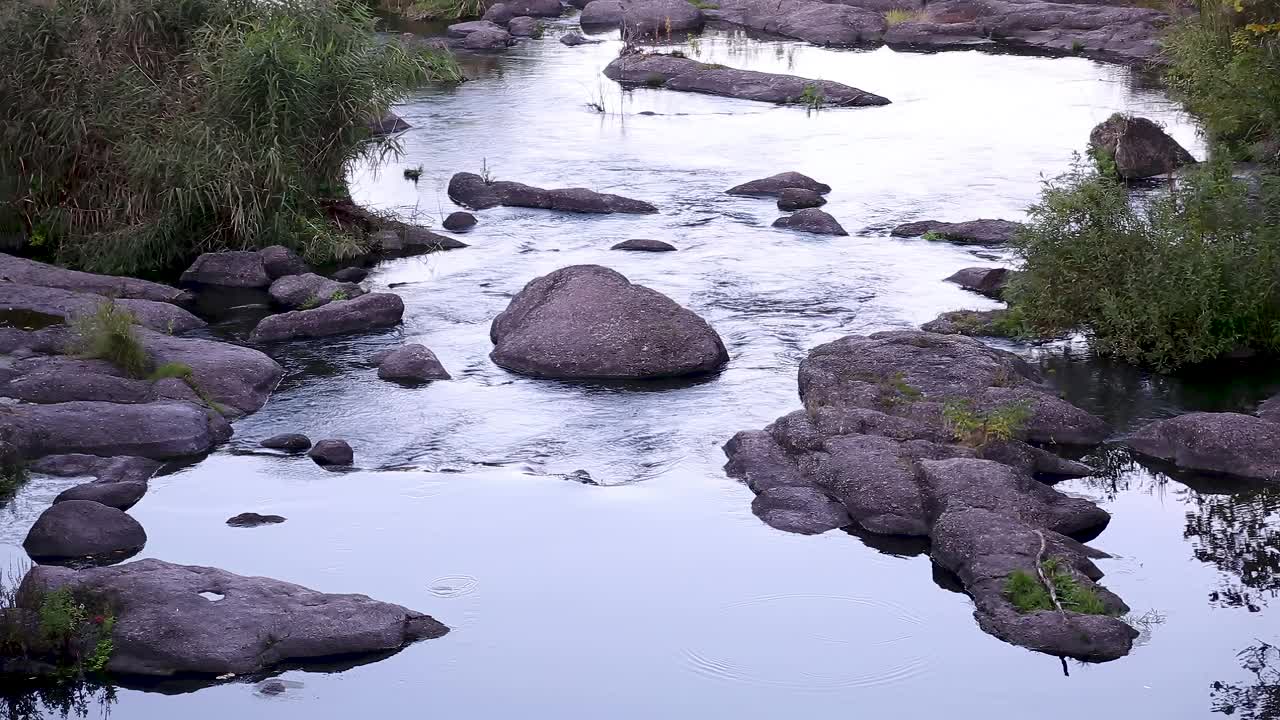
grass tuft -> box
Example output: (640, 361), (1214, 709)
(75, 302), (148, 378)
(149, 362), (194, 381)
(1005, 558), (1110, 615)
(884, 8), (923, 25)
(941, 399), (1032, 447)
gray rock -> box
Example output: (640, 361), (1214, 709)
(54, 480), (149, 511)
(0, 253), (189, 305)
(368, 111), (410, 136)
(490, 265), (729, 379)
(580, 0), (623, 25)
(447, 19), (506, 37)
(443, 212), (477, 232)
(0, 401), (232, 460)
(490, 0), (563, 16)
(507, 16), (542, 36)
(727, 171), (830, 196)
(560, 31), (602, 45)
(0, 283), (204, 334)
(268, 273), (364, 310)
(23, 500), (147, 563)
(249, 293), (405, 343)
(372, 226), (469, 254)
(260, 434), (312, 452)
(1089, 113), (1196, 180)
(180, 251), (271, 288)
(773, 208), (848, 235)
(1, 367), (154, 405)
(622, 0), (704, 37)
(309, 439), (354, 466)
(226, 512), (286, 528)
(31, 454), (161, 485)
(332, 267), (369, 283)
(17, 559), (448, 676)
(604, 53), (889, 106)
(482, 2), (519, 22)
(377, 344), (451, 383)
(138, 329), (283, 417)
(777, 188), (827, 210)
(463, 26), (515, 50)
(258, 246), (310, 280)
(945, 267), (1011, 299)
(1259, 394), (1280, 424)
(711, 0), (887, 46)
(447, 172), (657, 213)
(891, 218), (1022, 244)
(921, 309), (1014, 338)
(1127, 412), (1280, 481)
(611, 239), (676, 251)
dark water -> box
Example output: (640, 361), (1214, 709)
(5, 21), (1280, 720)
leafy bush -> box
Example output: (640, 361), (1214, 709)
(75, 303), (149, 378)
(1007, 160), (1280, 369)
(0, 0), (460, 275)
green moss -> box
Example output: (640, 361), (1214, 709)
(921, 230), (944, 241)
(74, 302), (147, 378)
(689, 0), (718, 7)
(1005, 569), (1053, 612)
(148, 362), (193, 381)
(879, 370), (923, 407)
(330, 289), (349, 302)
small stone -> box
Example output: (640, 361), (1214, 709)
(443, 212), (477, 233)
(260, 434), (312, 452)
(309, 439), (353, 466)
(226, 513), (287, 528)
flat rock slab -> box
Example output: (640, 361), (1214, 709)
(0, 254), (189, 305)
(891, 219), (1022, 244)
(139, 329), (283, 417)
(773, 209), (848, 235)
(604, 53), (889, 106)
(728, 171), (830, 196)
(250, 293), (405, 343)
(490, 264), (729, 379)
(1127, 412), (1280, 481)
(0, 283), (204, 334)
(611, 239), (676, 251)
(17, 559), (448, 676)
(1, 366), (154, 405)
(448, 172), (658, 213)
(0, 400), (232, 460)
(23, 500), (147, 564)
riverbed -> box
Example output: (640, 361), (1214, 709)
(3, 19), (1278, 720)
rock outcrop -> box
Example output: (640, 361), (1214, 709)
(0, 254), (189, 305)
(1089, 113), (1196, 180)
(180, 251), (271, 288)
(138, 329), (283, 417)
(921, 309), (1015, 337)
(268, 273), (365, 310)
(249, 293), (405, 343)
(1127, 412), (1280, 482)
(447, 172), (658, 213)
(0, 401), (232, 460)
(0, 283), (204, 334)
(709, 0), (887, 46)
(892, 219), (1022, 244)
(772, 209), (848, 236)
(490, 265), (729, 379)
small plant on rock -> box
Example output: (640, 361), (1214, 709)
(0, 442), (28, 499)
(403, 166), (423, 182)
(878, 370), (923, 408)
(798, 83), (826, 111)
(75, 302), (147, 378)
(884, 8), (923, 25)
(942, 399), (1032, 446)
(921, 230), (944, 241)
(1005, 558), (1110, 615)
(149, 362), (194, 381)
(330, 289), (349, 302)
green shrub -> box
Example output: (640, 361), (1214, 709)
(75, 303), (149, 378)
(797, 83), (825, 110)
(0, 0), (460, 275)
(1007, 160), (1280, 369)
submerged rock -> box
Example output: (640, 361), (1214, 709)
(490, 264), (729, 379)
(226, 512), (287, 528)
(945, 267), (1011, 299)
(377, 344), (451, 383)
(722, 330), (1126, 660)
(17, 559), (448, 676)
(611, 239), (676, 251)
(368, 111), (411, 136)
(372, 226), (468, 254)
(0, 401), (232, 460)
(560, 31), (602, 45)
(180, 251), (271, 288)
(309, 439), (354, 466)
(260, 433), (313, 452)
(727, 171), (830, 196)
(447, 172), (657, 213)
(777, 188), (827, 210)
(268, 273), (365, 310)
(1127, 412), (1280, 482)
(772, 208), (848, 236)
(443, 211), (477, 232)
(1089, 113), (1196, 180)
(249, 293), (405, 343)
(0, 253), (189, 305)
(23, 500), (147, 564)
(604, 53), (889, 106)
(891, 218), (1022, 244)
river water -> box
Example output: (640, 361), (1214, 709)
(4, 19), (1280, 720)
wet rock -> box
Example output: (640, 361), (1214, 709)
(711, 0), (887, 47)
(309, 439), (354, 466)
(1259, 394), (1280, 424)
(777, 188), (827, 210)
(443, 212), (477, 232)
(0, 401), (231, 460)
(464, 26), (515, 50)
(491, 0), (564, 17)
(483, 2), (519, 22)
(53, 480), (148, 511)
(268, 273), (364, 310)
(611, 239), (676, 251)
(921, 309), (1014, 338)
(332, 267), (369, 283)
(258, 246), (310, 280)
(23, 500), (147, 564)
(261, 434), (313, 452)
(622, 0), (704, 37)
(447, 19), (506, 37)
(180, 251), (271, 288)
(1127, 412), (1280, 481)
(604, 53), (889, 106)
(945, 267), (1010, 299)
(560, 31), (602, 45)
(490, 264), (729, 379)
(0, 283), (204, 334)
(580, 0), (623, 25)
(1089, 113), (1195, 180)
(368, 111), (410, 136)
(891, 218), (1022, 244)
(508, 16), (543, 36)
(138, 329), (283, 417)
(32, 454), (160, 485)
(751, 485), (852, 535)
(1, 367), (154, 405)
(377, 344), (451, 383)
(226, 512), (287, 528)
(727, 171), (830, 196)
(17, 559), (448, 676)
(0, 253), (189, 305)
(447, 172), (657, 213)
(372, 226), (468, 254)
(772, 208), (848, 236)
(249, 293), (405, 343)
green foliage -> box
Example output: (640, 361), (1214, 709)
(39, 589), (87, 646)
(1087, 143), (1118, 178)
(75, 303), (148, 378)
(1071, 39), (1085, 53)
(300, 296), (323, 310)
(884, 8), (923, 25)
(0, 0), (460, 275)
(689, 0), (719, 7)
(330, 289), (349, 302)
(942, 399), (1032, 446)
(1005, 558), (1110, 615)
(392, 0), (488, 21)
(403, 166), (423, 182)
(1004, 569), (1053, 612)
(1007, 159), (1280, 369)
(149, 362), (194, 381)
(798, 83), (826, 110)
(921, 230), (943, 241)
(0, 447), (27, 499)
(86, 615), (115, 673)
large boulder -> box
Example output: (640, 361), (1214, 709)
(377, 344), (451, 383)
(138, 329), (283, 417)
(727, 171), (830, 196)
(443, 212), (477, 233)
(54, 479), (149, 511)
(268, 273), (364, 310)
(710, 0), (887, 46)
(0, 283), (203, 334)
(1127, 412), (1280, 481)
(580, 0), (624, 25)
(258, 246), (310, 280)
(464, 26), (515, 50)
(772, 208), (848, 235)
(945, 267), (1011, 298)
(1089, 113), (1195, 180)
(180, 251), (271, 288)
(447, 19), (505, 37)
(891, 218), (1022, 244)
(17, 559), (448, 676)
(508, 16), (543, 36)
(447, 173), (657, 213)
(622, 0), (704, 37)
(604, 53), (889, 106)
(23, 500), (147, 564)
(490, 265), (729, 379)
(249, 293), (405, 343)
(0, 254), (189, 305)
(0, 401), (232, 460)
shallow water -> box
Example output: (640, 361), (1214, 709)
(4, 21), (1280, 720)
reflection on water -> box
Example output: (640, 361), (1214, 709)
(1212, 643), (1280, 720)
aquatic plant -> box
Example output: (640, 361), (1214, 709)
(75, 303), (148, 378)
